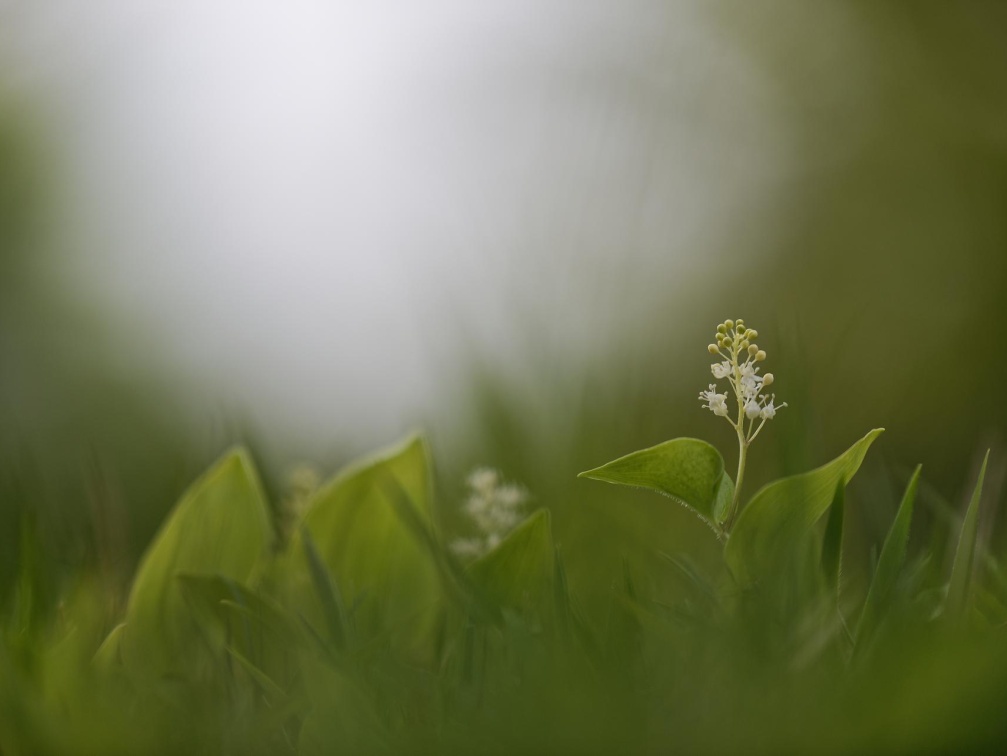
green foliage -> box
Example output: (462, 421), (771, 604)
(578, 437), (733, 531)
(854, 465), (921, 650)
(284, 434), (443, 661)
(468, 509), (554, 618)
(119, 447), (274, 680)
(946, 451), (990, 622)
(725, 428), (884, 587)
(820, 482), (845, 600)
(4, 429), (1007, 754)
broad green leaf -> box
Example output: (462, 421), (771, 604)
(120, 448), (274, 677)
(854, 465), (921, 649)
(725, 429), (884, 587)
(946, 451), (989, 621)
(820, 482), (845, 599)
(579, 438), (732, 531)
(469, 509), (554, 617)
(287, 434), (442, 659)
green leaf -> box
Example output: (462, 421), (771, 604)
(225, 645), (288, 702)
(725, 429), (884, 587)
(854, 465), (921, 649)
(92, 622), (126, 670)
(120, 448), (274, 677)
(579, 438), (732, 531)
(946, 450), (990, 621)
(820, 482), (845, 600)
(468, 509), (554, 618)
(175, 573), (301, 658)
(287, 434), (442, 659)
(300, 528), (349, 650)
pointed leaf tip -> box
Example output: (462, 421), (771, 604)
(578, 437), (728, 530)
(726, 428), (883, 587)
(854, 464), (921, 650)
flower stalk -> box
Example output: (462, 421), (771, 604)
(699, 318), (786, 532)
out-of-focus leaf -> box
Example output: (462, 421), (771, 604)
(946, 451), (989, 621)
(820, 482), (845, 599)
(659, 551), (720, 615)
(287, 434), (442, 660)
(176, 573), (301, 656)
(92, 622), (126, 670)
(300, 528), (349, 650)
(579, 438), (732, 532)
(854, 465), (921, 650)
(725, 429), (884, 587)
(469, 509), (553, 618)
(225, 645), (287, 702)
(119, 448), (274, 677)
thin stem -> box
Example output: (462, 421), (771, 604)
(724, 429), (748, 535)
(748, 415), (769, 443)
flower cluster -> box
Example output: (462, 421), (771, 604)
(700, 318), (786, 441)
(450, 467), (528, 559)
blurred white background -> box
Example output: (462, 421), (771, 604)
(1, 1), (797, 447)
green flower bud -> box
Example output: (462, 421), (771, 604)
(717, 324), (727, 334)
(755, 350), (767, 362)
(725, 319), (734, 329)
(747, 329), (758, 339)
(739, 340), (749, 350)
(748, 344), (758, 356)
(708, 344), (719, 354)
(763, 372), (774, 385)
(722, 336), (733, 347)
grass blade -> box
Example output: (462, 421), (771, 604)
(946, 451), (990, 622)
(854, 464), (921, 650)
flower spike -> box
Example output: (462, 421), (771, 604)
(699, 319), (787, 528)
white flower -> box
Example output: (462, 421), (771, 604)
(699, 385), (729, 417)
(760, 397), (787, 420)
(467, 467), (499, 493)
(738, 363), (764, 400)
(455, 467), (529, 559)
(494, 483), (527, 509)
(702, 318), (787, 443)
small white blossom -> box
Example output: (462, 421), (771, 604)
(453, 468), (529, 559)
(738, 364), (764, 400)
(467, 467), (499, 494)
(495, 483), (527, 508)
(760, 397), (787, 420)
(699, 385), (729, 417)
(711, 361), (732, 379)
(744, 400), (761, 419)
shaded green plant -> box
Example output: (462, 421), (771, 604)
(1, 321), (1005, 755)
